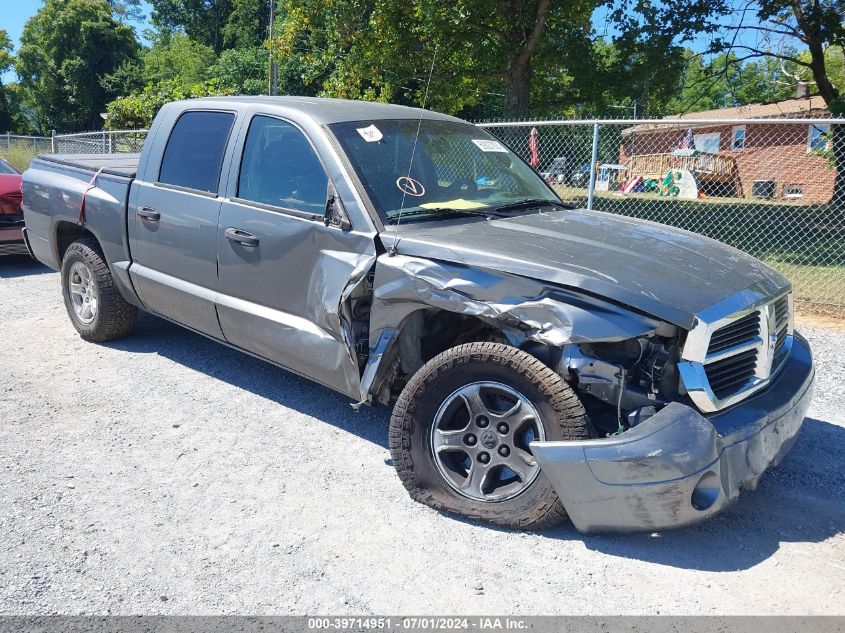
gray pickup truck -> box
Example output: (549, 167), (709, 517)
(21, 97), (814, 533)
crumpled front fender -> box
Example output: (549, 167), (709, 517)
(370, 254), (663, 346)
(360, 253), (665, 401)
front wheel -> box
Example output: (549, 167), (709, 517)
(61, 238), (137, 342)
(389, 342), (594, 529)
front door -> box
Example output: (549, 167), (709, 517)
(128, 110), (236, 338)
(215, 114), (371, 397)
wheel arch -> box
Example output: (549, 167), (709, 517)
(364, 306), (561, 405)
(53, 220), (99, 264)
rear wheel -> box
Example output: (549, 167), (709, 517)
(61, 238), (136, 342)
(389, 342), (593, 529)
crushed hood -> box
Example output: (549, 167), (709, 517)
(381, 208), (789, 329)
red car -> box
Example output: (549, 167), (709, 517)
(0, 158), (27, 256)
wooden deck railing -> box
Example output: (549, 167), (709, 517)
(625, 152), (737, 180)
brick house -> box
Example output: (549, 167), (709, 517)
(619, 95), (835, 203)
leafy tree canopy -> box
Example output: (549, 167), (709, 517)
(105, 77), (233, 128)
(148, 0), (235, 52)
(667, 50), (795, 114)
(270, 0), (608, 117)
(15, 0), (140, 132)
(143, 31), (217, 89)
(208, 47), (270, 95)
(6, 0), (844, 136)
(0, 29), (15, 132)
(223, 0), (270, 49)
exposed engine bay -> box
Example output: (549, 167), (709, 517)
(560, 333), (682, 435)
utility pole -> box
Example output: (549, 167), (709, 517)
(268, 0), (278, 96)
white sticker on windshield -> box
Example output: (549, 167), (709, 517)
(472, 139), (508, 153)
(357, 124), (383, 143)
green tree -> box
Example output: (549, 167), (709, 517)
(666, 51), (733, 114)
(794, 46), (845, 96)
(105, 77), (233, 128)
(731, 57), (795, 104)
(108, 0), (145, 22)
(0, 29), (15, 132)
(667, 51), (795, 114)
(209, 47), (268, 94)
(560, 37), (686, 118)
(271, 0), (600, 117)
(100, 59), (146, 98)
(223, 0), (270, 48)
(148, 0), (234, 52)
(143, 32), (217, 89)
(15, 0), (140, 132)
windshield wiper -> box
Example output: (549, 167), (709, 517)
(385, 207), (501, 224)
(493, 198), (573, 213)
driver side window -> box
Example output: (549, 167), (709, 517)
(238, 116), (328, 213)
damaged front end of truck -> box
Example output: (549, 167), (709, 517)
(355, 252), (814, 534)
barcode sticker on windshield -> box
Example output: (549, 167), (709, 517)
(357, 124), (383, 143)
(472, 139), (508, 153)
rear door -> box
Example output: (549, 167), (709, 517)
(128, 109), (236, 338)
(215, 113), (372, 397)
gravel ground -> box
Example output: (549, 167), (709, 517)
(1, 255), (844, 616)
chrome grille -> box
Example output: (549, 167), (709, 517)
(705, 348), (759, 398)
(707, 311), (761, 355)
(678, 289), (793, 413)
(773, 295), (790, 364)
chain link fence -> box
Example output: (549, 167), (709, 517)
(0, 130), (147, 169)
(0, 134), (53, 172)
(0, 133), (52, 150)
(479, 118), (845, 317)
(51, 129), (148, 154)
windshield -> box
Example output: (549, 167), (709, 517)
(329, 119), (558, 223)
(0, 159), (19, 175)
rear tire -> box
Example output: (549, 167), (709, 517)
(389, 342), (593, 530)
(61, 238), (136, 342)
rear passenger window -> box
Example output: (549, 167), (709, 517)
(159, 111), (235, 193)
(238, 116), (328, 213)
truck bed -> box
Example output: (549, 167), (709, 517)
(36, 153), (140, 178)
(22, 153), (139, 274)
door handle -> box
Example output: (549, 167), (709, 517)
(224, 227), (259, 247)
(137, 206), (160, 221)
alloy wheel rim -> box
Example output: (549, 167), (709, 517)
(430, 381), (545, 502)
(68, 261), (98, 324)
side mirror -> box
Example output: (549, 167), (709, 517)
(324, 183), (352, 231)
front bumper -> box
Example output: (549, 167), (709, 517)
(531, 333), (814, 534)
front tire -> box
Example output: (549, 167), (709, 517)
(389, 342), (593, 529)
(61, 238), (136, 342)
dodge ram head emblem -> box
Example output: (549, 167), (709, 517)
(480, 430), (498, 449)
(396, 176), (425, 196)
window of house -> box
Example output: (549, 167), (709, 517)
(237, 115), (328, 213)
(694, 132), (721, 154)
(807, 123), (831, 152)
(159, 111), (235, 193)
(731, 126), (746, 151)
(783, 184), (804, 199)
